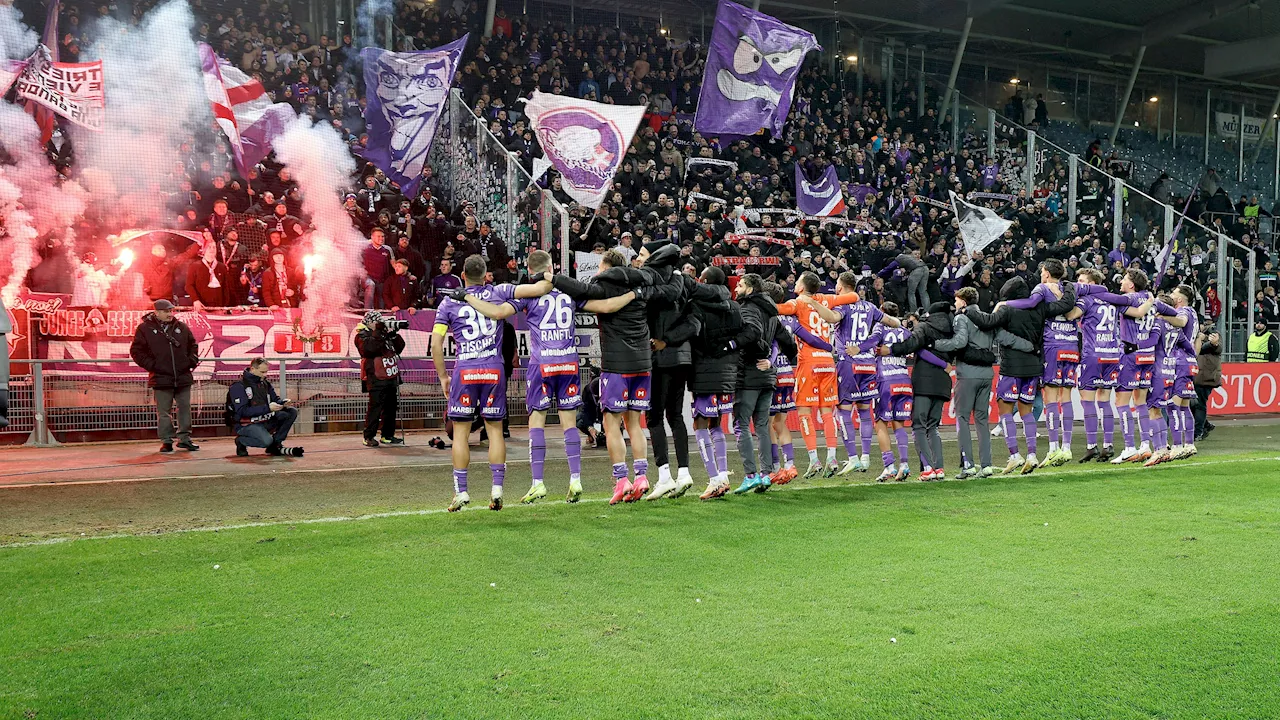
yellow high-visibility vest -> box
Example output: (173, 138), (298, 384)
(1247, 331), (1273, 362)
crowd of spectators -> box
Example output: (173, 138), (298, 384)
(14, 0), (1280, 333)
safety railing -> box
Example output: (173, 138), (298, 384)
(926, 75), (1260, 357)
(13, 356), (550, 448)
(428, 89), (572, 271)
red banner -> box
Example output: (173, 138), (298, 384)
(711, 256), (781, 267)
(7, 294), (547, 378)
(1207, 363), (1280, 415)
(784, 363), (1280, 434)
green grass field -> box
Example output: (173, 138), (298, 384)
(3, 425), (1280, 719)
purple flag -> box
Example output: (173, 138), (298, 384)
(848, 184), (876, 205)
(694, 0), (819, 138)
(795, 164), (845, 217)
(359, 36), (467, 196)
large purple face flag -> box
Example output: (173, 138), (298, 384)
(524, 91), (645, 209)
(796, 164), (845, 217)
(360, 35), (467, 196)
(695, 0), (819, 138)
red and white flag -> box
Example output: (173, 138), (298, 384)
(198, 43), (295, 178)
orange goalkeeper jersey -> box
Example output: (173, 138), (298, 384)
(776, 292), (861, 368)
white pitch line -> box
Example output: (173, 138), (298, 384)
(0, 474), (231, 489)
(3, 454), (1278, 550)
(0, 461), (526, 489)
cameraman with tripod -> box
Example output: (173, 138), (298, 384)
(357, 311), (407, 447)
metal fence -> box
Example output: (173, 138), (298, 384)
(427, 89), (572, 272)
(15, 356), (553, 448)
(924, 77), (1271, 359)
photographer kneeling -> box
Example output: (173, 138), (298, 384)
(357, 310), (407, 447)
(227, 358), (303, 457)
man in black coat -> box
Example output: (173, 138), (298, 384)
(684, 265), (743, 499)
(732, 273), (797, 493)
(879, 302), (955, 478)
(550, 244), (680, 503)
(643, 251), (703, 500)
(964, 276), (1078, 473)
(129, 299), (201, 453)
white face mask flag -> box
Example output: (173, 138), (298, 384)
(950, 191), (1013, 256)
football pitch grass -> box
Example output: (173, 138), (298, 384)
(3, 425), (1280, 718)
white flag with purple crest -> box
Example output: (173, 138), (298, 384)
(524, 91), (645, 209)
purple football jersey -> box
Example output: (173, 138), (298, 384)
(1172, 306), (1198, 362)
(1077, 292), (1124, 358)
(874, 326), (910, 381)
(1118, 290), (1154, 348)
(773, 316), (798, 375)
(509, 288), (580, 366)
(1043, 313), (1079, 353)
(434, 284), (514, 369)
(833, 300), (884, 363)
(1021, 282), (1078, 352)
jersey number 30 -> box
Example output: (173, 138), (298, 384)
(458, 305), (498, 340)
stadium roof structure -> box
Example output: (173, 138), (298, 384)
(592, 0), (1280, 92)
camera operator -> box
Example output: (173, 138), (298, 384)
(226, 358), (303, 456)
(356, 310), (407, 447)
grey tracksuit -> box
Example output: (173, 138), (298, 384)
(933, 313), (1034, 469)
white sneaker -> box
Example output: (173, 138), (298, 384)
(991, 424), (1004, 438)
(645, 476), (679, 501)
(1185, 443), (1198, 457)
(448, 491), (470, 512)
(1021, 454), (1038, 474)
(980, 466), (996, 477)
(1111, 447), (1138, 464)
(1168, 444), (1184, 460)
(566, 476), (583, 503)
(804, 460), (823, 478)
(671, 468), (694, 498)
(838, 458), (860, 476)
(859, 454), (871, 472)
(1003, 453), (1024, 474)
(875, 467), (896, 482)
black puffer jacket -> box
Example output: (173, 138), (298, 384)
(553, 245), (682, 374)
(129, 312), (200, 390)
(649, 273), (699, 368)
(965, 277), (1078, 379)
(738, 292), (796, 390)
(889, 302), (955, 399)
(689, 283), (742, 395)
